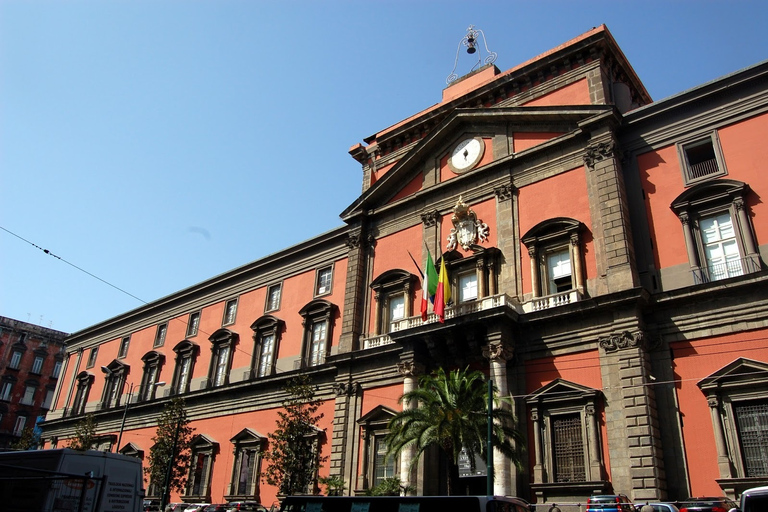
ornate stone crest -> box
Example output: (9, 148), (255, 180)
(447, 196), (490, 251)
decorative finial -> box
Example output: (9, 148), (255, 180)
(447, 25), (497, 85)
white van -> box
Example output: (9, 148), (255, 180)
(731, 486), (768, 512)
(0, 448), (144, 512)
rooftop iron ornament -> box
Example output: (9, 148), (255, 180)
(447, 25), (497, 85)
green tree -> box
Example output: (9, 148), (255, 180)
(11, 427), (40, 450)
(68, 414), (98, 450)
(263, 375), (327, 495)
(145, 398), (194, 503)
(385, 367), (523, 495)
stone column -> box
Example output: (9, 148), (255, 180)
(678, 212), (699, 268)
(528, 246), (540, 298)
(483, 339), (514, 496)
(571, 232), (585, 292)
(531, 409), (544, 483)
(734, 198), (757, 256)
(397, 361), (424, 489)
(586, 403), (603, 479)
(707, 395), (734, 478)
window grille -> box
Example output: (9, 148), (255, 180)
(735, 401), (768, 477)
(552, 414), (586, 482)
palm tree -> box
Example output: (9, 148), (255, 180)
(385, 367), (523, 495)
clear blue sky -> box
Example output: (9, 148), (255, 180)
(2, 1), (767, 334)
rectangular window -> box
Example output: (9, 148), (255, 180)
(386, 294), (406, 332)
(43, 389), (54, 410)
(31, 356), (44, 375)
(373, 436), (396, 486)
(87, 347), (98, 368)
(213, 346), (230, 387)
(21, 385), (35, 405)
(13, 416), (26, 436)
(734, 400), (768, 478)
(154, 324), (167, 348)
(9, 351), (22, 370)
(191, 452), (211, 496)
(236, 448), (259, 495)
(52, 360), (62, 379)
(266, 283), (282, 312)
(315, 266), (333, 296)
(187, 311), (201, 337)
(552, 413), (586, 482)
(678, 132), (727, 185)
(177, 356), (192, 394)
(257, 334), (276, 378)
(547, 249), (572, 294)
(701, 212), (743, 281)
(223, 299), (238, 326)
(119, 337), (130, 358)
(458, 271), (478, 303)
(309, 321), (328, 367)
(0, 382), (13, 401)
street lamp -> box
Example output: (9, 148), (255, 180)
(101, 366), (165, 453)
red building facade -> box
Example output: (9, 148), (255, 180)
(41, 26), (768, 507)
(0, 316), (67, 448)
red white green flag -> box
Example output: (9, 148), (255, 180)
(433, 256), (451, 323)
(421, 250), (438, 320)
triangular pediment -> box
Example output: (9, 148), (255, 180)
(190, 433), (219, 449)
(525, 378), (600, 406)
(230, 427), (266, 443)
(341, 106), (612, 221)
(698, 358), (768, 392)
(357, 405), (398, 426)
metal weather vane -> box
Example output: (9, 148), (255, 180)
(447, 25), (498, 85)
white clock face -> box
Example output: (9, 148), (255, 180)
(450, 137), (484, 173)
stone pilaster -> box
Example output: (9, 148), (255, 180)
(421, 209), (440, 259)
(584, 136), (639, 294)
(339, 225), (368, 353)
(483, 338), (514, 496)
(598, 330), (666, 502)
(329, 379), (361, 491)
(494, 183), (520, 298)
(397, 360), (424, 490)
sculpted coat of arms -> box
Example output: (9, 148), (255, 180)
(447, 196), (490, 251)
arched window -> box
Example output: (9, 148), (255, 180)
(171, 341), (199, 395)
(208, 329), (238, 388)
(370, 270), (416, 335)
(100, 360), (129, 409)
(139, 352), (164, 402)
(70, 371), (94, 416)
(250, 316), (283, 379)
(298, 300), (336, 369)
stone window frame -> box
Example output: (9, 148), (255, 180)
(671, 179), (761, 284)
(207, 329), (238, 388)
(20, 380), (37, 406)
(184, 434), (219, 502)
(222, 298), (239, 327)
(118, 336), (131, 359)
(187, 311), (201, 337)
(314, 265), (334, 297)
(369, 269), (416, 335)
(31, 354), (44, 375)
(13, 412), (28, 436)
(8, 347), (25, 370)
(440, 246), (501, 303)
(298, 300), (336, 369)
(225, 428), (266, 502)
(154, 323), (168, 348)
(250, 315), (283, 379)
(86, 347), (98, 369)
(265, 282), (283, 313)
(71, 371), (95, 416)
(698, 358), (768, 492)
(677, 130), (728, 186)
(119, 442), (145, 460)
(526, 379), (605, 489)
(522, 218), (586, 299)
(138, 351), (164, 402)
(356, 405), (399, 492)
(101, 360), (129, 410)
(0, 377), (14, 402)
(170, 340), (199, 395)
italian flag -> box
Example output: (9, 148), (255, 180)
(433, 256), (451, 323)
(421, 250), (438, 320)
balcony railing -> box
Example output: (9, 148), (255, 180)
(693, 255), (761, 284)
(688, 158), (720, 179)
(521, 289), (582, 313)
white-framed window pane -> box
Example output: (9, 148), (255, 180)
(702, 212), (743, 280)
(31, 356), (44, 374)
(309, 322), (327, 366)
(9, 351), (22, 369)
(257, 334), (275, 378)
(547, 249), (572, 293)
(21, 385), (35, 405)
(13, 416), (26, 436)
(119, 337), (130, 358)
(214, 346), (230, 386)
(373, 436), (396, 485)
(389, 294), (405, 322)
(223, 299), (238, 325)
(316, 267), (332, 295)
(458, 272), (478, 302)
(1, 382), (13, 401)
(52, 361), (62, 379)
(155, 324), (167, 347)
(178, 357), (192, 392)
(187, 312), (200, 336)
(267, 285), (282, 311)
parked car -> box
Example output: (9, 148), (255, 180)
(635, 504), (680, 512)
(185, 504), (211, 512)
(588, 495), (635, 512)
(678, 497), (738, 512)
(144, 499), (162, 512)
(203, 505), (231, 512)
(735, 486), (768, 512)
(166, 503), (191, 512)
(227, 502), (268, 512)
